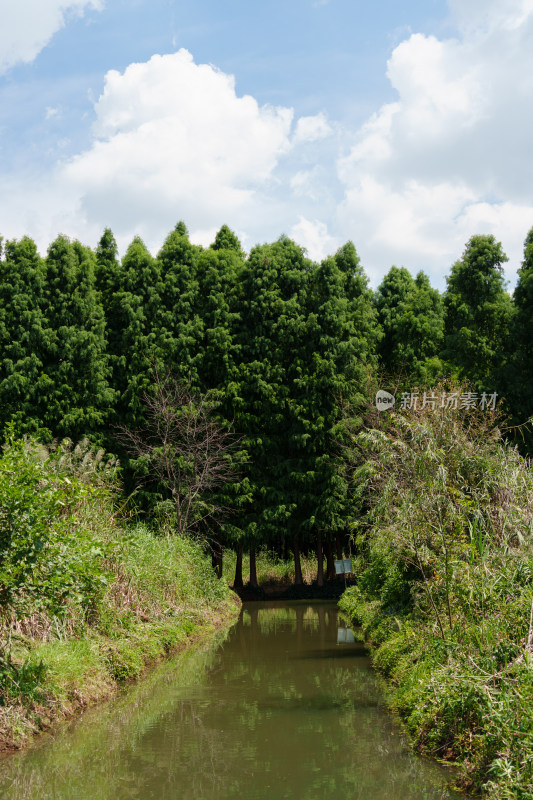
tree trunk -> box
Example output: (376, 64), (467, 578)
(335, 531), (343, 561)
(211, 541), (223, 579)
(249, 546), (258, 587)
(325, 539), (336, 581)
(233, 544), (244, 588)
(293, 536), (303, 585)
(282, 537), (289, 562)
(316, 530), (324, 587)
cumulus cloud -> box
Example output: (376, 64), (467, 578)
(0, 0), (103, 74)
(292, 113), (333, 144)
(2, 0), (533, 285)
(290, 216), (339, 262)
(61, 49), (294, 249)
(336, 0), (533, 284)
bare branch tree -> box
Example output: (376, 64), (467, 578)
(116, 366), (239, 536)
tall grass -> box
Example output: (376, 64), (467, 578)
(0, 432), (238, 750)
(339, 383), (533, 798)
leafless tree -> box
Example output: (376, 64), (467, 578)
(117, 368), (239, 537)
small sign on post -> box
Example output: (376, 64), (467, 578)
(334, 559), (353, 575)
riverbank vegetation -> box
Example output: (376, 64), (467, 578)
(2, 220), (533, 786)
(0, 433), (239, 751)
(339, 394), (533, 799)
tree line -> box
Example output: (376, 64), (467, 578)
(1, 222), (532, 584)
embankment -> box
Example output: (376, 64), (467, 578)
(339, 400), (533, 799)
(0, 434), (240, 751)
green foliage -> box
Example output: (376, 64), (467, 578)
(0, 429), (111, 618)
(443, 235), (513, 391)
(0, 236), (48, 438)
(504, 226), (533, 453)
(37, 235), (113, 441)
(374, 266), (445, 383)
(0, 431), (236, 747)
(210, 224), (245, 257)
(340, 389), (533, 798)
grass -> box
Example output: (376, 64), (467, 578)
(339, 384), (533, 799)
(0, 435), (240, 751)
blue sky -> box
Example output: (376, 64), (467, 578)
(1, 0), (532, 288)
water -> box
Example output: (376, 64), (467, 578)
(0, 602), (459, 800)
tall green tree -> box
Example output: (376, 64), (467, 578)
(39, 235), (113, 440)
(194, 227), (246, 574)
(233, 236), (311, 579)
(443, 235), (513, 391)
(374, 266), (444, 383)
(301, 242), (380, 582)
(156, 222), (203, 384)
(505, 227), (533, 452)
(105, 234), (163, 430)
(0, 237), (48, 437)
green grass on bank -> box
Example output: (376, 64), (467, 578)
(0, 433), (239, 750)
(339, 395), (533, 800)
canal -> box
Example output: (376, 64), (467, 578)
(0, 602), (459, 799)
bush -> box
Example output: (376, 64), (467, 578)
(340, 382), (533, 798)
(0, 430), (113, 620)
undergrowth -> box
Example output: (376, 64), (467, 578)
(339, 382), (533, 799)
(0, 430), (238, 749)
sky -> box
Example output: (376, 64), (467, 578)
(0, 0), (532, 289)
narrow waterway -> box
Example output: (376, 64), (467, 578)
(0, 602), (459, 799)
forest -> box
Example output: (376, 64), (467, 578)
(1, 222), (532, 579)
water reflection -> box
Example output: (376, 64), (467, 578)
(0, 602), (459, 800)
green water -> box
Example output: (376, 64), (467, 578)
(0, 602), (460, 799)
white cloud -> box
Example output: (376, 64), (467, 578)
(2, 0), (533, 288)
(292, 113), (333, 144)
(61, 49), (294, 249)
(336, 1), (533, 285)
(290, 216), (339, 262)
(0, 0), (103, 74)
(448, 0), (533, 34)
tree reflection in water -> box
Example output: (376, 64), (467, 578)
(0, 603), (459, 800)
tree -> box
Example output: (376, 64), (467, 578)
(374, 266), (444, 383)
(505, 227), (533, 452)
(156, 223), (203, 384)
(443, 235), (513, 391)
(300, 242), (380, 584)
(38, 235), (113, 441)
(104, 234), (163, 433)
(0, 237), (48, 437)
(234, 236), (311, 581)
(117, 369), (238, 537)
